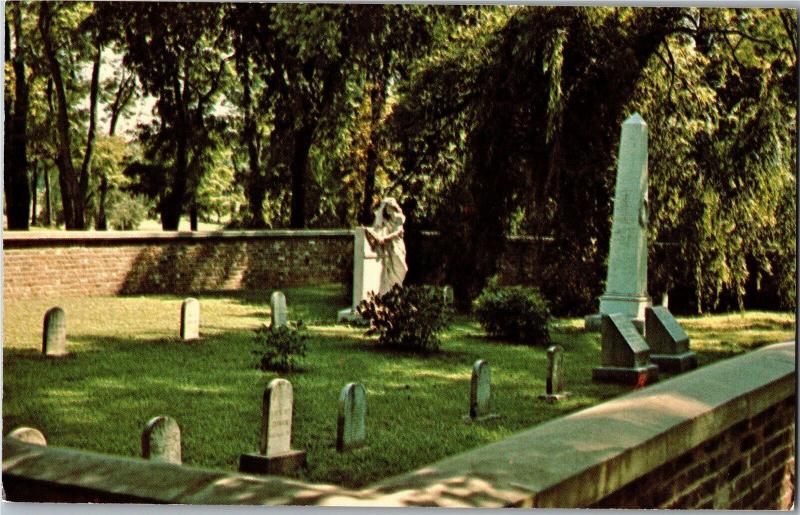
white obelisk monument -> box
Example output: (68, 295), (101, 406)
(586, 113), (651, 330)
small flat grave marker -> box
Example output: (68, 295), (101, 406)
(592, 313), (658, 385)
(336, 383), (367, 452)
(42, 307), (68, 357)
(239, 379), (306, 475)
(465, 360), (500, 421)
(271, 291), (288, 329)
(7, 427), (47, 446)
(180, 298), (200, 341)
(539, 345), (571, 402)
(141, 416), (181, 464)
(645, 306), (697, 373)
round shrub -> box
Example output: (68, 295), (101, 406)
(253, 321), (308, 372)
(357, 284), (452, 353)
(473, 285), (551, 344)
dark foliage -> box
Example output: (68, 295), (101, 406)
(253, 321), (308, 372)
(473, 284), (551, 345)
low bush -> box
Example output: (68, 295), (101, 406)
(253, 321), (308, 372)
(473, 285), (551, 344)
(357, 284), (452, 353)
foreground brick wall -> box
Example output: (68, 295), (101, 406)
(3, 231), (353, 299)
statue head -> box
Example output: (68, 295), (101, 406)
(372, 197), (405, 228)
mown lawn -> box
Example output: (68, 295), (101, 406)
(2, 285), (794, 488)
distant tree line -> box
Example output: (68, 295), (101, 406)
(4, 4), (796, 313)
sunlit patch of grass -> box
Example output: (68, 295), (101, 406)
(3, 288), (793, 488)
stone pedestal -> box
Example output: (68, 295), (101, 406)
(592, 314), (658, 385)
(586, 114), (652, 331)
(338, 228), (381, 322)
(239, 449), (307, 476)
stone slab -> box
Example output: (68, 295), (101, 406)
(239, 449), (307, 476)
(337, 383), (367, 452)
(591, 364), (659, 385)
(180, 298), (200, 341)
(651, 352), (698, 374)
(270, 291), (288, 329)
(600, 313), (652, 368)
(42, 307), (68, 357)
(645, 306), (689, 354)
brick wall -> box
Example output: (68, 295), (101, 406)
(3, 231), (353, 299)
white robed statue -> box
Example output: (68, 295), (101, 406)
(364, 198), (408, 295)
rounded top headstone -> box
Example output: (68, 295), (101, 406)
(7, 426), (47, 446)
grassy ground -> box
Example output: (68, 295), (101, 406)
(2, 286), (794, 488)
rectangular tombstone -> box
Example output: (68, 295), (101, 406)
(270, 291), (288, 329)
(141, 416), (181, 464)
(338, 228), (381, 322)
(42, 307), (68, 357)
(645, 306), (697, 373)
(466, 360), (500, 421)
(180, 298), (200, 341)
(592, 313), (658, 385)
(539, 345), (571, 402)
(336, 383), (367, 452)
(240, 379), (306, 475)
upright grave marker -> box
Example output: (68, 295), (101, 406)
(586, 113), (652, 331)
(42, 307), (68, 357)
(592, 313), (659, 385)
(337, 228), (382, 322)
(645, 306), (697, 373)
(239, 379), (306, 474)
(538, 345), (571, 402)
(141, 416), (181, 464)
(442, 286), (454, 307)
(180, 298), (200, 341)
(6, 427), (47, 446)
(336, 383), (367, 452)
(466, 360), (500, 421)
(271, 291), (288, 329)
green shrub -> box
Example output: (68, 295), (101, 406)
(253, 322), (308, 372)
(473, 285), (551, 344)
(357, 284), (452, 353)
(107, 192), (151, 230)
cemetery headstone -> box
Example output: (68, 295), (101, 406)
(645, 306), (697, 373)
(270, 291), (288, 329)
(338, 228), (382, 322)
(42, 307), (68, 357)
(538, 345), (571, 402)
(442, 286), (454, 307)
(592, 313), (659, 385)
(240, 378), (307, 474)
(586, 113), (652, 331)
(6, 427), (47, 446)
(466, 360), (500, 421)
(141, 416), (181, 464)
(336, 383), (367, 452)
(180, 298), (200, 341)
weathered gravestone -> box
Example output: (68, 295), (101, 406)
(538, 345), (571, 402)
(466, 360), (500, 421)
(336, 383), (367, 452)
(645, 306), (697, 373)
(442, 286), (454, 307)
(180, 298), (200, 341)
(240, 378), (307, 474)
(593, 313), (659, 385)
(270, 291), (288, 329)
(42, 307), (68, 357)
(338, 228), (382, 322)
(586, 113), (652, 331)
(6, 427), (47, 446)
(141, 415), (181, 464)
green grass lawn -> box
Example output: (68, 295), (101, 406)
(2, 286), (794, 488)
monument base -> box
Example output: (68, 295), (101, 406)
(650, 352), (698, 374)
(592, 364), (659, 385)
(585, 314), (643, 333)
(238, 449), (307, 476)
(538, 392), (572, 403)
(43, 352), (70, 359)
(463, 413), (502, 423)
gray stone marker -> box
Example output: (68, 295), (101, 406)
(538, 345), (571, 402)
(180, 298), (200, 341)
(141, 415), (181, 464)
(270, 291), (288, 329)
(6, 427), (47, 446)
(240, 378), (307, 474)
(42, 307), (68, 357)
(586, 113), (652, 331)
(336, 383), (367, 452)
(592, 313), (659, 385)
(645, 306), (697, 373)
(442, 286), (454, 307)
(466, 360), (500, 421)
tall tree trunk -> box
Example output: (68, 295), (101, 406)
(190, 197), (198, 231)
(79, 43), (101, 209)
(44, 167), (52, 226)
(30, 161), (38, 225)
(161, 70), (189, 231)
(38, 2), (83, 229)
(289, 120), (314, 229)
(240, 50), (266, 228)
(4, 7), (31, 230)
(359, 75), (388, 225)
